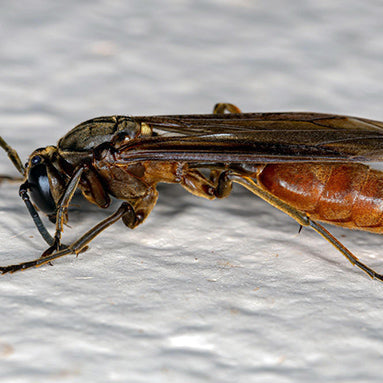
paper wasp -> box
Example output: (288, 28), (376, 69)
(1, 102), (383, 281)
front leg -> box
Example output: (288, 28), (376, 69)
(42, 162), (113, 257)
(0, 203), (135, 274)
(41, 167), (84, 257)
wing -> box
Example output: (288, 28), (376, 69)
(116, 112), (383, 164)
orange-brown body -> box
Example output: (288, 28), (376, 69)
(258, 163), (383, 233)
(4, 104), (383, 279)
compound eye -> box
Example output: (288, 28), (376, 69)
(28, 157), (56, 214)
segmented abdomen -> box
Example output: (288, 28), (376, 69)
(258, 163), (383, 232)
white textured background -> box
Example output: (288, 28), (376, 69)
(1, 1), (383, 382)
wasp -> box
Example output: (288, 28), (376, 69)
(1, 102), (383, 280)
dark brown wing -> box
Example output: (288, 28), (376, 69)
(117, 112), (383, 164)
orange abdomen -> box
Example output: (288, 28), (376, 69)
(258, 163), (383, 232)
